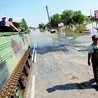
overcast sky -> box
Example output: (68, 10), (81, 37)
(0, 0), (98, 27)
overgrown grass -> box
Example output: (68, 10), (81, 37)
(63, 24), (87, 38)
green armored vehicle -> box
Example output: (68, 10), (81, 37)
(0, 26), (32, 98)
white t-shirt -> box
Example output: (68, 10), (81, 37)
(88, 44), (98, 53)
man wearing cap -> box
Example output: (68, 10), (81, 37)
(88, 35), (98, 89)
(0, 17), (6, 26)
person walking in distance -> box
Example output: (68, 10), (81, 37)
(88, 35), (98, 90)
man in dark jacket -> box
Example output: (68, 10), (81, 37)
(0, 16), (6, 26)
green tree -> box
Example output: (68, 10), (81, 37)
(72, 11), (86, 25)
(19, 18), (28, 31)
(61, 10), (74, 25)
(39, 23), (46, 29)
(50, 13), (61, 27)
(13, 22), (20, 28)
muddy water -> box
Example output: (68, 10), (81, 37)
(74, 22), (98, 47)
(30, 29), (68, 48)
(30, 23), (98, 50)
(30, 29), (53, 48)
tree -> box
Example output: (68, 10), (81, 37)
(19, 18), (28, 31)
(13, 22), (20, 28)
(72, 11), (86, 25)
(50, 13), (61, 27)
(61, 10), (74, 25)
(39, 23), (46, 29)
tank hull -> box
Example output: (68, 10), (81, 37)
(0, 32), (32, 97)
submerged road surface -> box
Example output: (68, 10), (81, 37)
(30, 30), (98, 98)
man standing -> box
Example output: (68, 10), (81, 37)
(0, 16), (6, 26)
(88, 35), (98, 89)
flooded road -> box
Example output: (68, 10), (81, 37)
(30, 30), (98, 98)
(30, 29), (69, 48)
(30, 29), (93, 48)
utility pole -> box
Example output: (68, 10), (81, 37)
(46, 5), (51, 29)
(90, 9), (94, 34)
(94, 10), (98, 33)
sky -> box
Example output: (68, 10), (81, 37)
(0, 0), (98, 27)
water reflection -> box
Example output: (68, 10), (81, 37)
(30, 29), (68, 48)
(74, 22), (98, 47)
(30, 22), (98, 50)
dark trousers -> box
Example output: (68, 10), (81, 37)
(92, 60), (98, 84)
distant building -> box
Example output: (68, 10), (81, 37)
(58, 23), (64, 27)
(94, 10), (98, 19)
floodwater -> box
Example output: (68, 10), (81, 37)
(30, 29), (53, 48)
(75, 22), (98, 46)
(30, 29), (68, 48)
(30, 22), (98, 49)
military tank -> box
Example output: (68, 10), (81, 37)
(0, 26), (32, 98)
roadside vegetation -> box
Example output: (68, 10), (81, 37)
(64, 24), (87, 38)
(38, 9), (97, 37)
(13, 18), (31, 33)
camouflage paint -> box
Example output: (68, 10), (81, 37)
(0, 32), (30, 91)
